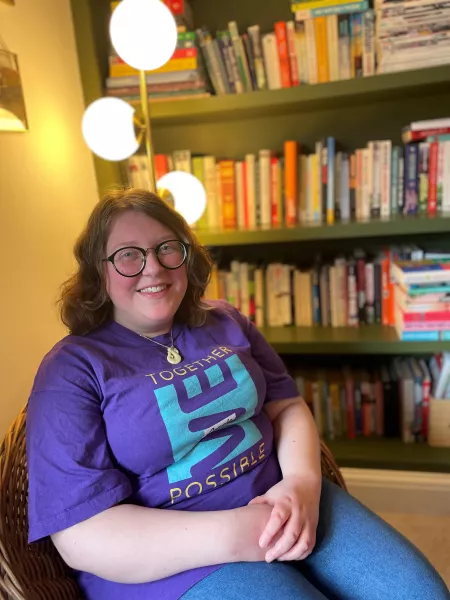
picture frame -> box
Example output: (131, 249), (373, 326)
(0, 49), (28, 131)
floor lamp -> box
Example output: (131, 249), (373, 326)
(81, 0), (207, 225)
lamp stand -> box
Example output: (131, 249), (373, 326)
(139, 69), (157, 193)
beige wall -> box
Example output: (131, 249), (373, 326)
(0, 0), (99, 436)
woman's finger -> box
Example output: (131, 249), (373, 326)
(259, 501), (291, 549)
(265, 512), (303, 562)
(277, 524), (316, 562)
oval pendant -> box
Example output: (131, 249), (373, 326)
(167, 346), (182, 365)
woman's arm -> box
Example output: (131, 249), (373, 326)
(52, 502), (274, 584)
(250, 397), (322, 562)
(266, 396), (322, 481)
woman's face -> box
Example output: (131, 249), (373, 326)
(104, 210), (188, 336)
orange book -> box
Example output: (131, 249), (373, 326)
(314, 17), (329, 83)
(219, 160), (237, 229)
(382, 249), (395, 326)
(284, 141), (299, 226)
(154, 154), (169, 181)
(274, 22), (293, 88)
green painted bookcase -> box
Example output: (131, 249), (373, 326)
(70, 0), (450, 472)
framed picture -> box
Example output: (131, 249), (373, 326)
(0, 49), (28, 131)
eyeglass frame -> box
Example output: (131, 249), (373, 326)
(103, 239), (190, 278)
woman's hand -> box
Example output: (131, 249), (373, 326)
(249, 473), (321, 563)
(229, 503), (283, 563)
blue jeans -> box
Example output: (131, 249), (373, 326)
(182, 477), (449, 600)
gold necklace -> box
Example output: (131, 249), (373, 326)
(139, 328), (182, 365)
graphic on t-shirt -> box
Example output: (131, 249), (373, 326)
(154, 353), (263, 486)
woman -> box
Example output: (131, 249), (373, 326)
(27, 189), (449, 600)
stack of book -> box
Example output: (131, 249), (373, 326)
(205, 246), (444, 329)
(106, 1), (210, 104)
(128, 121), (450, 229)
(391, 258), (450, 341)
(375, 0), (450, 74)
(292, 356), (435, 444)
(402, 118), (450, 214)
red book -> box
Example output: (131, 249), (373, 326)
(428, 140), (438, 216)
(270, 157), (282, 227)
(274, 22), (292, 88)
(163, 0), (185, 15)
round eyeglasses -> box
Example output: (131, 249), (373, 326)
(104, 239), (189, 277)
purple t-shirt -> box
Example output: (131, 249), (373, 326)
(27, 300), (298, 600)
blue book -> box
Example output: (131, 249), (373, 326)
(398, 330), (450, 341)
(403, 143), (419, 215)
(327, 137), (336, 224)
(391, 146), (400, 215)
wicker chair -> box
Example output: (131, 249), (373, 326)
(0, 406), (346, 600)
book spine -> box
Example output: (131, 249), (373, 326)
(340, 152), (351, 221)
(418, 142), (430, 215)
(350, 153), (357, 219)
(365, 261), (375, 325)
(374, 260), (382, 324)
(350, 13), (363, 78)
(286, 21), (300, 86)
(326, 15), (339, 82)
(217, 32), (236, 93)
(259, 151), (272, 226)
(381, 140), (392, 218)
(357, 257), (366, 323)
(314, 17), (329, 83)
(245, 154), (256, 229)
(228, 21), (252, 92)
(390, 146), (399, 215)
(347, 260), (358, 326)
(404, 144), (419, 215)
(275, 21), (293, 88)
(437, 141), (445, 212)
(285, 141), (299, 225)
(294, 20), (309, 84)
(241, 33), (258, 91)
(428, 140), (438, 216)
(398, 154), (405, 214)
(362, 10), (375, 77)
(271, 157), (282, 227)
(369, 141), (380, 218)
(337, 14), (351, 80)
(304, 19), (318, 85)
(327, 137), (335, 225)
(248, 25), (267, 90)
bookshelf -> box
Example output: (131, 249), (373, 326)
(197, 215), (450, 247)
(138, 65), (450, 126)
(327, 439), (450, 473)
(70, 0), (450, 472)
(257, 326), (450, 355)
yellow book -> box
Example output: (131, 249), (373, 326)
(292, 0), (361, 10)
(109, 57), (198, 77)
(314, 17), (329, 83)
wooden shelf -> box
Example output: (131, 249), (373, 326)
(261, 325), (450, 354)
(147, 65), (450, 126)
(327, 439), (450, 473)
(197, 215), (450, 247)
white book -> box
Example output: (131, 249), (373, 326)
(262, 33), (282, 90)
(286, 21), (300, 84)
(362, 10), (376, 76)
(361, 148), (372, 221)
(259, 149), (272, 226)
(235, 161), (246, 229)
(127, 156), (144, 188)
(381, 140), (392, 217)
(173, 149), (191, 173)
(304, 19), (318, 84)
(329, 266), (339, 328)
(137, 155), (152, 190)
(294, 20), (309, 84)
(294, 270), (302, 327)
(245, 154), (257, 229)
(326, 15), (339, 82)
(203, 156), (219, 230)
(254, 268), (265, 327)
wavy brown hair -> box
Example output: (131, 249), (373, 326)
(59, 188), (213, 335)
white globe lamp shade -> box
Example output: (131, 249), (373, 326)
(110, 0), (178, 71)
(82, 97), (139, 161)
(157, 172), (207, 225)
